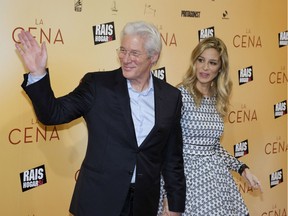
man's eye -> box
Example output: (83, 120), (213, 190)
(131, 51), (140, 56)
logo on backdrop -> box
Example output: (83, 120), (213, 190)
(157, 24), (178, 47)
(74, 0), (83, 12)
(181, 10), (201, 18)
(238, 66), (253, 85)
(92, 21), (116, 45)
(111, 1), (118, 15)
(274, 100), (287, 118)
(152, 67), (166, 81)
(269, 169), (283, 188)
(228, 104), (258, 124)
(278, 30), (288, 47)
(144, 4), (156, 16)
(261, 205), (287, 216)
(264, 136), (287, 155)
(20, 165), (47, 192)
(222, 10), (229, 19)
(269, 66), (287, 84)
(13, 19), (64, 44)
(198, 26), (215, 41)
(8, 118), (60, 145)
(234, 139), (249, 158)
(233, 29), (262, 48)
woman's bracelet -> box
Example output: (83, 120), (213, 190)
(238, 164), (249, 175)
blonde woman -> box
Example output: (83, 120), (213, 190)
(159, 37), (262, 216)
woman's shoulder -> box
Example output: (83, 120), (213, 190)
(178, 85), (193, 98)
(177, 85), (187, 93)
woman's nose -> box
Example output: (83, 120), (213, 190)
(203, 62), (209, 70)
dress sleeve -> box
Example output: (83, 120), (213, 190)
(214, 140), (244, 172)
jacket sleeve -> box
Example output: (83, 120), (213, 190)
(161, 92), (186, 213)
(22, 71), (95, 125)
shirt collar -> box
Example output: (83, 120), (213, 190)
(127, 73), (154, 95)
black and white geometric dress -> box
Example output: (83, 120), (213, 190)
(158, 86), (249, 216)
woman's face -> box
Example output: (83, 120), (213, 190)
(195, 48), (221, 87)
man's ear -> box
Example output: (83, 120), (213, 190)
(151, 53), (159, 65)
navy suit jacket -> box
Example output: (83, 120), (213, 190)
(22, 68), (186, 216)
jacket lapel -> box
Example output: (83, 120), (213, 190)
(152, 76), (163, 127)
(139, 76), (163, 148)
(114, 69), (138, 147)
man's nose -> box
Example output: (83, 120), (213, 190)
(122, 52), (132, 62)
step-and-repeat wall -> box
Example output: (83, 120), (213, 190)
(1, 0), (287, 215)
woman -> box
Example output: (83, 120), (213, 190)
(159, 37), (262, 216)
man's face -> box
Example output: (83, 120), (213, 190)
(118, 34), (157, 82)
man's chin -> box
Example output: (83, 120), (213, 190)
(122, 70), (131, 79)
(122, 69), (134, 78)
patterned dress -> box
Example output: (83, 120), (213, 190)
(158, 86), (249, 216)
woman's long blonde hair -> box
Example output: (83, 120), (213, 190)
(178, 37), (232, 117)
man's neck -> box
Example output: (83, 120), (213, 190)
(129, 74), (151, 92)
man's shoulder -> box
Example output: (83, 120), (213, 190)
(152, 75), (180, 93)
(85, 68), (121, 77)
(81, 68), (123, 82)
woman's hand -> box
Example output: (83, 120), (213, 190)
(242, 168), (263, 192)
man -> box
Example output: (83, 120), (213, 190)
(16, 21), (185, 216)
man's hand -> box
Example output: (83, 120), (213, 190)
(15, 30), (47, 76)
(162, 198), (182, 216)
(169, 212), (182, 216)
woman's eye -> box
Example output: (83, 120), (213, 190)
(197, 58), (204, 63)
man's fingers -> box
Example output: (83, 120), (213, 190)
(41, 42), (47, 57)
(20, 31), (31, 48)
(15, 43), (23, 55)
(26, 31), (40, 48)
(18, 31), (39, 51)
